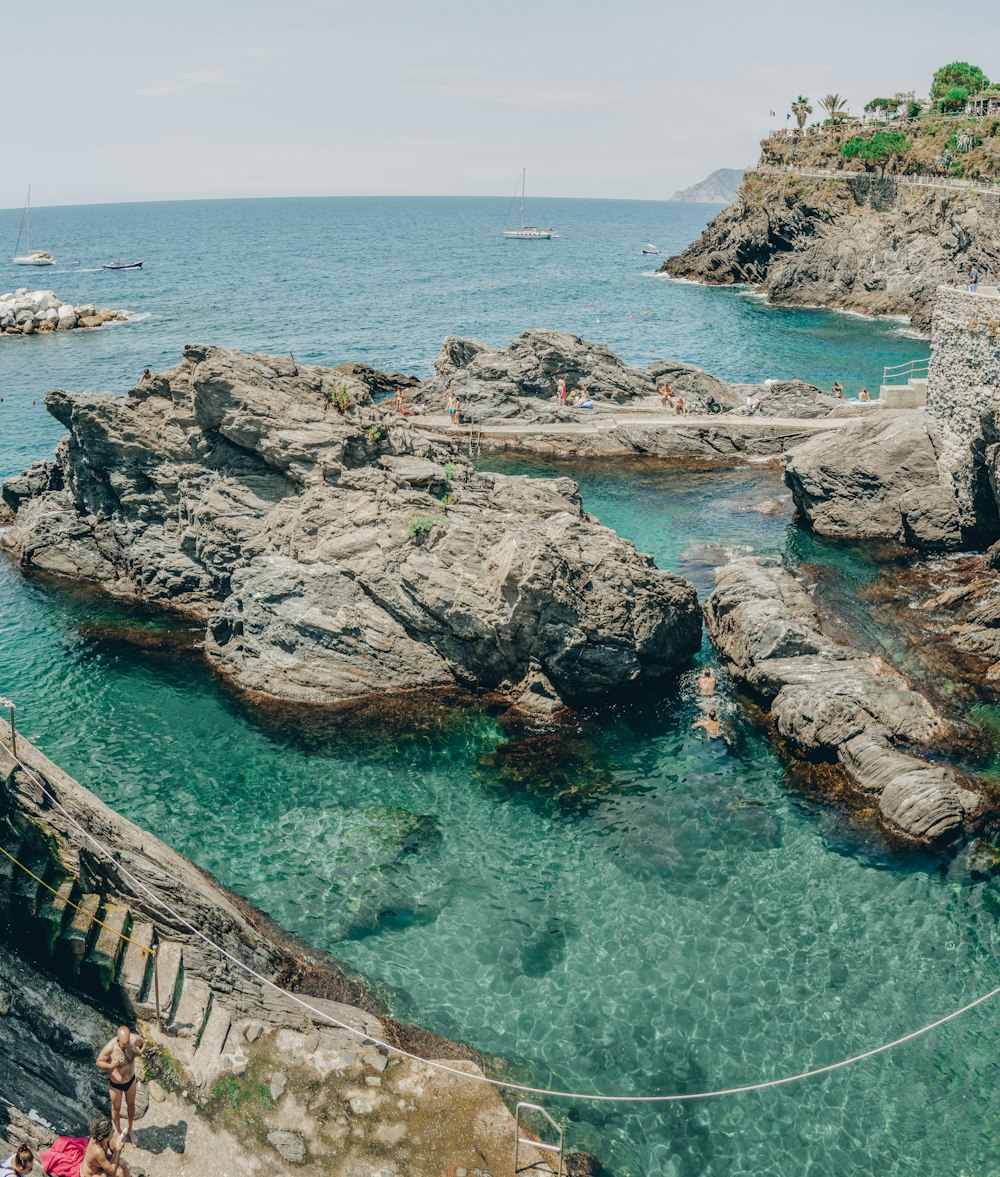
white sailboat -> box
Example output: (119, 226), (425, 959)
(502, 170), (555, 240)
(12, 187), (55, 266)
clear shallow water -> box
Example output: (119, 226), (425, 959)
(0, 198), (993, 1176)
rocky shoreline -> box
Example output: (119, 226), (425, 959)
(0, 289), (130, 335)
(705, 558), (989, 846)
(660, 166), (1000, 333)
(0, 344), (702, 719)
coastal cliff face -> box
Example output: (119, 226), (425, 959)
(662, 168), (1000, 332)
(0, 345), (701, 713)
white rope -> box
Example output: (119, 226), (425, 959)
(6, 740), (999, 1104)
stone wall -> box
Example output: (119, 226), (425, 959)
(927, 286), (1000, 539)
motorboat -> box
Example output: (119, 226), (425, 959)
(502, 170), (556, 240)
(641, 243), (662, 255)
(12, 186), (55, 266)
(102, 259), (143, 271)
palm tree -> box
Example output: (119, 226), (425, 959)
(791, 96), (812, 130)
(819, 93), (849, 123)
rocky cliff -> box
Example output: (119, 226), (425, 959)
(662, 167), (1000, 332)
(0, 345), (701, 715)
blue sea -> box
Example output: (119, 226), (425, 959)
(5, 197), (995, 1177)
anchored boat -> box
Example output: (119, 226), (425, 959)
(12, 186), (55, 266)
(102, 259), (143, 271)
(502, 169), (556, 240)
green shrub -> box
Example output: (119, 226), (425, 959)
(444, 461), (457, 480)
(407, 515), (442, 539)
(366, 425), (382, 444)
(324, 384), (353, 413)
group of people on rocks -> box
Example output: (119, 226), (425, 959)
(555, 377), (594, 409)
(832, 381), (871, 401)
(2, 1025), (146, 1177)
(659, 382), (689, 415)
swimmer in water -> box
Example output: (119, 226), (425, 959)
(697, 667), (717, 696)
(692, 709), (722, 739)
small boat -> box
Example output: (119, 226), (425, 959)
(12, 186), (55, 266)
(502, 170), (556, 240)
(641, 243), (662, 255)
(102, 259), (143, 271)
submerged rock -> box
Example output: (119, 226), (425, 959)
(1, 345), (702, 714)
(704, 557), (987, 846)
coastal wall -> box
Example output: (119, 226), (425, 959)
(927, 286), (1000, 532)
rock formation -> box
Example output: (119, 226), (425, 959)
(418, 329), (840, 425)
(704, 558), (987, 845)
(421, 329), (656, 420)
(661, 166), (1000, 333)
(783, 286), (1000, 551)
(782, 410), (967, 548)
(1, 345), (702, 713)
(0, 289), (129, 335)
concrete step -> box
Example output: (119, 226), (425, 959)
(117, 920), (155, 1000)
(63, 892), (101, 960)
(189, 997), (232, 1088)
(36, 877), (78, 953)
(135, 939), (182, 1021)
(83, 903), (130, 991)
(168, 971), (212, 1041)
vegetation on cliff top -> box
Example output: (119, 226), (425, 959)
(763, 116), (1000, 182)
(769, 60), (1000, 182)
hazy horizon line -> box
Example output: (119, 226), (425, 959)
(0, 189), (740, 215)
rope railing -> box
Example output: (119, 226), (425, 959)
(2, 717), (1000, 1105)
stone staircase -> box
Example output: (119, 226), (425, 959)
(878, 376), (928, 408)
(0, 814), (246, 1090)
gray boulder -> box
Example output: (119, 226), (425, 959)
(421, 330), (656, 421)
(704, 557), (985, 845)
(731, 380), (837, 419)
(2, 345), (702, 714)
(644, 358), (742, 410)
(783, 409), (964, 548)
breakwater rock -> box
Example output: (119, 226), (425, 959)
(1, 345), (701, 713)
(0, 289), (128, 335)
(704, 558), (986, 845)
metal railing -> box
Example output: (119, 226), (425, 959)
(754, 164), (1000, 199)
(515, 1102), (565, 1176)
(881, 357), (930, 386)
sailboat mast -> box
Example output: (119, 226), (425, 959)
(25, 186), (31, 252)
(520, 169), (526, 230)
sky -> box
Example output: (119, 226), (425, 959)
(3, 0), (1000, 208)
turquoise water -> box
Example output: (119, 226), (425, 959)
(3, 198), (995, 1176)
